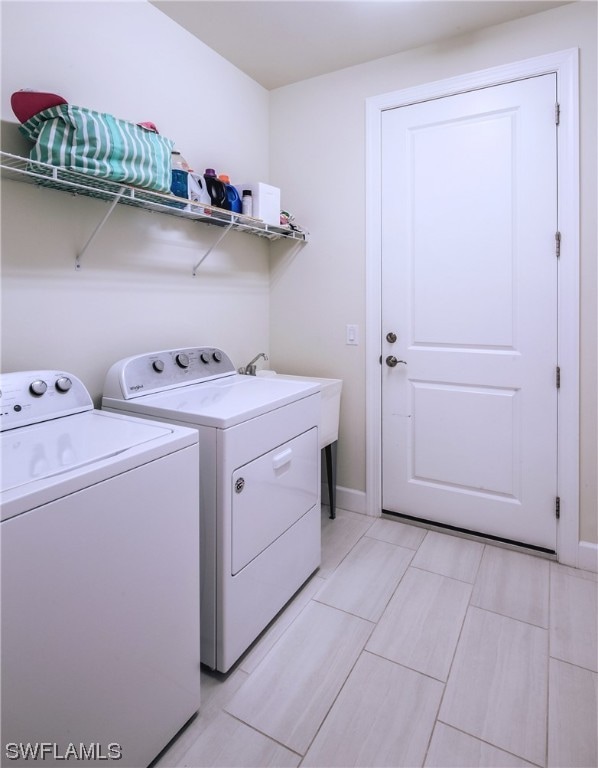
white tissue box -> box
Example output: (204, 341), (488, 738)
(236, 182), (280, 226)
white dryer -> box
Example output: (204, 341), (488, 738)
(102, 347), (321, 673)
(1, 370), (201, 768)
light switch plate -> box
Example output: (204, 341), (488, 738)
(346, 324), (359, 345)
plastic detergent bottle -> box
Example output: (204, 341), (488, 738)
(170, 151), (189, 199)
(187, 171), (211, 214)
(218, 174), (242, 214)
(203, 168), (227, 209)
(241, 189), (253, 217)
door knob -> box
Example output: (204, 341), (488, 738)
(386, 355), (406, 367)
(386, 332), (397, 343)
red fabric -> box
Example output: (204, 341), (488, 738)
(11, 90), (67, 123)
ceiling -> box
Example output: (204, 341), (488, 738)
(151, 1), (572, 90)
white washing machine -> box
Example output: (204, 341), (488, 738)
(102, 347), (321, 673)
(1, 370), (201, 768)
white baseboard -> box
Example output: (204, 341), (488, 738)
(321, 486), (597, 572)
(577, 540), (598, 573)
(321, 484), (369, 516)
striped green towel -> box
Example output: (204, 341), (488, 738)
(20, 104), (174, 193)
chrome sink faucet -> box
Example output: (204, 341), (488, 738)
(238, 352), (268, 376)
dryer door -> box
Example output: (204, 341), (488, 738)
(231, 427), (318, 575)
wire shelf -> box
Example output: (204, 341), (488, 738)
(0, 151), (307, 244)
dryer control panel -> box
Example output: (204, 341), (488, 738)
(103, 347), (236, 400)
(0, 371), (93, 431)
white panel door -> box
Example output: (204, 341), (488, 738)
(381, 75), (558, 550)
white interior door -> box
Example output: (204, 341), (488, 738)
(381, 74), (558, 551)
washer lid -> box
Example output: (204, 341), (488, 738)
(108, 374), (320, 428)
(1, 410), (176, 494)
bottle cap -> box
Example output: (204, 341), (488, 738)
(204, 168), (216, 176)
(218, 174), (230, 184)
(243, 189), (252, 196)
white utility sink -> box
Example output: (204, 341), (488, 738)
(257, 372), (342, 448)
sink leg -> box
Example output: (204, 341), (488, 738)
(324, 441), (338, 519)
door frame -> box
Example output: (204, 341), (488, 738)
(365, 49), (580, 566)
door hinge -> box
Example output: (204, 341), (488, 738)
(555, 102), (560, 125)
(555, 496), (561, 519)
(556, 366), (561, 389)
(555, 231), (561, 258)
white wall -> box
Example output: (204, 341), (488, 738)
(269, 2), (597, 542)
(1, 0), (271, 402)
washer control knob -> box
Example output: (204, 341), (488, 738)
(30, 379), (48, 396)
(55, 376), (72, 393)
(200, 352), (210, 364)
(212, 351), (222, 363)
(152, 360), (165, 373)
(175, 353), (190, 369)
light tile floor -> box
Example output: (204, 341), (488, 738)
(155, 508), (598, 768)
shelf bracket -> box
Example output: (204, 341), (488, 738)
(75, 186), (126, 269)
(192, 222), (234, 276)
